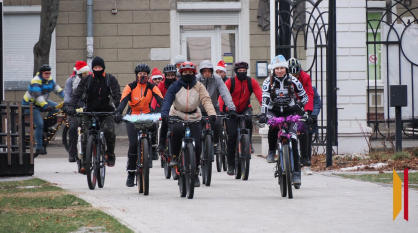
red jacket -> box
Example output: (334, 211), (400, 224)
(218, 76), (262, 113)
(296, 70), (314, 112)
(151, 80), (169, 110)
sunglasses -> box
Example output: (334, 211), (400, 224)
(43, 72), (51, 75)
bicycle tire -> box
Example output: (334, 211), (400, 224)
(139, 138), (149, 195)
(185, 143), (195, 199)
(86, 135), (97, 190)
(241, 134), (251, 180)
(216, 131), (224, 172)
(203, 134), (213, 186)
(62, 123), (70, 152)
(278, 148), (286, 197)
(164, 155), (171, 179)
(97, 136), (106, 188)
(234, 140), (242, 179)
(283, 144), (293, 199)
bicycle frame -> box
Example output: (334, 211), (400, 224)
(168, 118), (195, 175)
(136, 127), (153, 171)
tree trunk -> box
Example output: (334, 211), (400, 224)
(33, 0), (60, 76)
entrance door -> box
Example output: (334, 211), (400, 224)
(181, 31), (215, 71)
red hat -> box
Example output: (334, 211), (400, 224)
(216, 61), (227, 72)
(73, 61), (90, 74)
(151, 67), (163, 80)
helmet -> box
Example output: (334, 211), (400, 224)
(134, 63), (151, 75)
(178, 61), (197, 74)
(234, 61), (249, 72)
(163, 64), (177, 74)
(39, 64), (51, 73)
(288, 58), (301, 74)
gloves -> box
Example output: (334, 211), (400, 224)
(66, 106), (77, 116)
(162, 115), (169, 124)
(228, 110), (237, 120)
(114, 113), (123, 124)
(259, 116), (267, 124)
(209, 115), (217, 125)
(305, 117), (313, 125)
(62, 103), (69, 113)
(44, 105), (54, 112)
(311, 115), (317, 124)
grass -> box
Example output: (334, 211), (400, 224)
(336, 172), (418, 189)
(0, 178), (133, 233)
(392, 151), (411, 160)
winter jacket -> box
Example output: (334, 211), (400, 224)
(196, 60), (236, 114)
(70, 73), (121, 112)
(261, 74), (308, 115)
(117, 81), (163, 115)
(308, 86), (321, 133)
(64, 75), (84, 107)
(296, 70), (314, 112)
(218, 76), (262, 113)
(151, 79), (171, 111)
(22, 75), (64, 109)
(161, 78), (216, 121)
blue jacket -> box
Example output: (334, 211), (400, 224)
(22, 75), (64, 109)
(308, 86), (321, 133)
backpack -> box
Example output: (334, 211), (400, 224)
(81, 73), (115, 108)
(229, 76), (253, 95)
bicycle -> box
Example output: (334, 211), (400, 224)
(216, 114), (228, 172)
(268, 115), (305, 199)
(76, 112), (113, 190)
(200, 116), (213, 186)
(167, 117), (196, 199)
(234, 114), (258, 181)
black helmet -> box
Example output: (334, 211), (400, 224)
(39, 64), (51, 73)
(288, 58), (301, 74)
(234, 61), (249, 73)
(163, 64), (177, 74)
(135, 63), (151, 75)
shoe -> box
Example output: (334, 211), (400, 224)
(267, 150), (276, 163)
(106, 154), (116, 167)
(300, 157), (311, 166)
(303, 167), (313, 175)
(172, 170), (179, 180)
(126, 172), (135, 187)
(157, 143), (165, 152)
(194, 174), (200, 187)
(251, 144), (254, 154)
(34, 148), (47, 158)
(152, 149), (159, 160)
(80, 166), (86, 175)
(227, 164), (234, 176)
(169, 156), (178, 167)
(293, 172), (301, 185)
(69, 155), (76, 163)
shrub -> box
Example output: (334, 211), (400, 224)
(392, 151), (411, 160)
(412, 149), (418, 158)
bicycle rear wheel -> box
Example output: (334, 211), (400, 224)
(234, 139), (242, 179)
(185, 143), (195, 199)
(97, 136), (106, 188)
(138, 138), (149, 195)
(163, 154), (171, 179)
(216, 130), (225, 172)
(240, 134), (250, 180)
(86, 135), (97, 190)
(62, 123), (70, 152)
(283, 144), (293, 199)
(278, 148), (286, 197)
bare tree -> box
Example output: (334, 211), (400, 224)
(33, 0), (60, 76)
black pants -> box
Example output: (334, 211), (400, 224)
(298, 132), (308, 160)
(82, 115), (116, 158)
(159, 121), (168, 146)
(226, 108), (253, 166)
(126, 121), (157, 171)
(266, 110), (300, 173)
(308, 132), (314, 161)
(170, 118), (201, 167)
(67, 116), (78, 157)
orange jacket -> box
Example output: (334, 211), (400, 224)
(116, 81), (164, 115)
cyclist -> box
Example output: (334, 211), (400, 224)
(156, 64), (178, 152)
(63, 61), (90, 163)
(196, 60), (237, 159)
(150, 67), (164, 86)
(218, 61), (262, 175)
(174, 55), (186, 78)
(161, 61), (217, 187)
(258, 55), (309, 185)
(215, 60), (229, 82)
(288, 58), (314, 167)
(305, 86), (321, 175)
(22, 64), (64, 157)
(114, 63), (164, 187)
(67, 56), (121, 168)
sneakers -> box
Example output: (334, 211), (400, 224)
(34, 148), (47, 158)
(251, 144), (255, 154)
(194, 174), (200, 187)
(303, 167), (313, 175)
(106, 154), (116, 167)
(80, 166), (86, 175)
(152, 149), (159, 160)
(300, 157), (311, 166)
(293, 172), (301, 185)
(157, 143), (165, 152)
(169, 156), (178, 167)
(227, 164), (234, 176)
(69, 155), (76, 163)
(267, 150), (276, 163)
(126, 172), (135, 187)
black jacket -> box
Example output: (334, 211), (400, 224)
(70, 73), (121, 112)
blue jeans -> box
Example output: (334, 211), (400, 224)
(31, 101), (59, 149)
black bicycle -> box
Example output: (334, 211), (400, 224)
(234, 114), (257, 180)
(200, 116), (214, 186)
(216, 114), (228, 172)
(168, 118), (196, 199)
(76, 112), (112, 190)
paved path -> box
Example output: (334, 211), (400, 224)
(33, 147), (417, 233)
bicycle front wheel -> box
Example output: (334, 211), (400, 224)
(277, 148), (287, 197)
(185, 143), (195, 199)
(138, 138), (149, 195)
(86, 135), (97, 190)
(283, 144), (293, 199)
(97, 136), (106, 188)
(240, 134), (250, 181)
(202, 134), (213, 186)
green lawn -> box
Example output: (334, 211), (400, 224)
(0, 178), (133, 233)
(336, 172), (418, 189)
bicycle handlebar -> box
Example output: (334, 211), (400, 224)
(76, 112), (115, 117)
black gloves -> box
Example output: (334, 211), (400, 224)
(44, 105), (54, 112)
(305, 117), (313, 125)
(311, 115), (317, 124)
(114, 112), (123, 124)
(259, 116), (267, 124)
(162, 115), (169, 124)
(66, 106), (76, 116)
(62, 103), (69, 113)
(209, 115), (217, 125)
(228, 110), (237, 120)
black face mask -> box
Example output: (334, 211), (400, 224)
(165, 78), (176, 85)
(93, 70), (104, 77)
(138, 75), (148, 84)
(181, 74), (195, 83)
(236, 71), (247, 81)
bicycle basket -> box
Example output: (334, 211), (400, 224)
(133, 120), (154, 131)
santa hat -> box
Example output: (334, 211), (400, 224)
(151, 67), (163, 80)
(216, 61), (227, 72)
(73, 61), (90, 74)
(270, 55), (288, 70)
